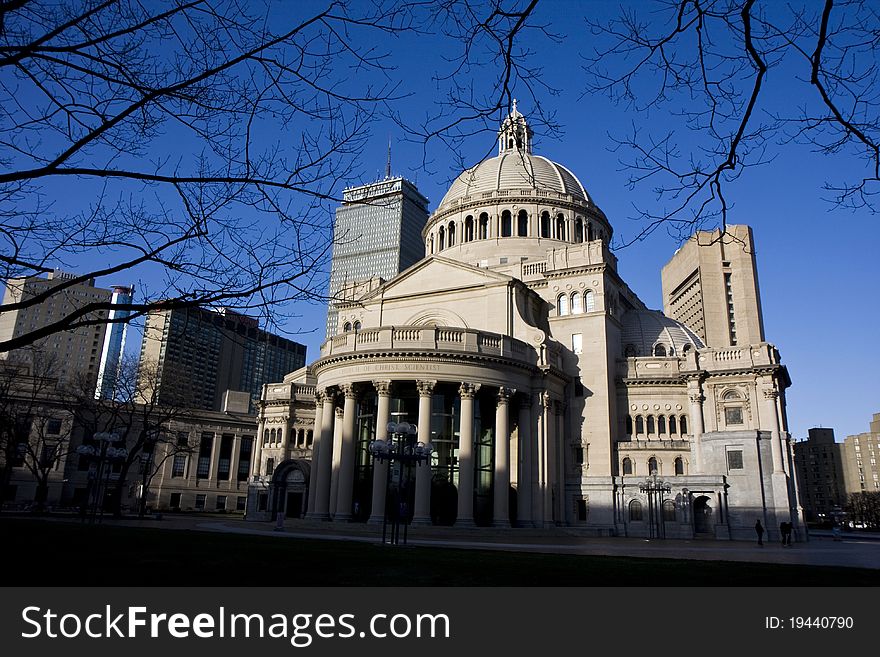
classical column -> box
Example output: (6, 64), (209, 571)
(762, 385), (785, 473)
(252, 421), (265, 478)
(334, 383), (359, 521)
(367, 381), (392, 525)
(517, 395), (533, 527)
(493, 387), (511, 527)
(308, 388), (336, 520)
(328, 407), (344, 516)
(412, 380), (436, 525)
(540, 392), (554, 527)
(306, 395), (323, 515)
(687, 379), (705, 471)
(456, 382), (477, 527)
(553, 399), (566, 524)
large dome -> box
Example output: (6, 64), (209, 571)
(438, 152), (589, 211)
(621, 308), (704, 358)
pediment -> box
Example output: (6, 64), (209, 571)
(360, 256), (513, 302)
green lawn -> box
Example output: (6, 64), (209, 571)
(4, 518), (878, 586)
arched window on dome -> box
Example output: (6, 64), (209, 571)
(680, 415), (688, 435)
(448, 221), (456, 246)
(478, 213), (489, 239)
(635, 415), (644, 434)
(587, 222), (594, 241)
(556, 293), (569, 316)
(540, 211), (551, 238)
(517, 209), (528, 236)
(556, 213), (566, 240)
(647, 415), (655, 434)
(343, 322), (352, 332)
(629, 499), (643, 521)
(622, 457), (633, 475)
(648, 457), (658, 475)
(353, 321), (361, 331)
(658, 415), (666, 434)
(653, 343), (667, 357)
(625, 416), (633, 435)
(669, 415), (677, 435)
(674, 457), (684, 476)
(438, 226), (445, 250)
(464, 216), (474, 242)
(682, 343), (693, 355)
(501, 210), (512, 237)
(584, 289), (595, 312)
(571, 292), (583, 314)
(575, 217), (584, 243)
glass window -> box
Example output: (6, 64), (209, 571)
(236, 496), (247, 511)
(648, 457), (658, 474)
(669, 415), (677, 434)
(725, 407), (744, 425)
(622, 457), (633, 475)
(727, 450), (744, 470)
(517, 210), (528, 236)
(674, 457), (684, 475)
(571, 333), (583, 354)
(680, 416), (688, 434)
(540, 211), (551, 238)
(635, 415), (644, 434)
(557, 294), (569, 316)
(571, 292), (583, 314)
(501, 210), (512, 237)
(629, 499), (643, 521)
(653, 343), (667, 356)
(216, 495), (227, 511)
(658, 415), (666, 434)
(195, 494), (206, 510)
(584, 290), (595, 312)
(172, 454), (186, 478)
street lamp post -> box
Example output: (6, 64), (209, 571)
(639, 474), (672, 539)
(75, 432), (127, 524)
(368, 421), (433, 546)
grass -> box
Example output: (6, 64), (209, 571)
(4, 518), (878, 586)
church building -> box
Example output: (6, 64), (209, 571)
(249, 104), (800, 541)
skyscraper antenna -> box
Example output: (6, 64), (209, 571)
(385, 136), (392, 179)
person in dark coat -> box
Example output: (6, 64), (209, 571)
(755, 519), (764, 546)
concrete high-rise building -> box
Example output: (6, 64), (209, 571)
(326, 176), (429, 337)
(94, 285), (135, 400)
(841, 413), (880, 495)
(138, 306), (306, 413)
(661, 225), (764, 347)
(0, 270), (111, 387)
(793, 428), (846, 522)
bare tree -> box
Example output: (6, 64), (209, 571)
(0, 348), (65, 509)
(0, 0), (551, 353)
(582, 0), (880, 245)
(62, 355), (190, 516)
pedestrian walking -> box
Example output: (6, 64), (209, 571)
(755, 519), (764, 546)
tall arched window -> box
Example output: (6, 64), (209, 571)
(263, 429), (269, 446)
(517, 209), (529, 236)
(571, 292), (583, 314)
(648, 457), (658, 475)
(464, 216), (474, 242)
(625, 416), (633, 435)
(658, 415), (666, 434)
(654, 343), (667, 356)
(674, 457), (684, 475)
(270, 428), (276, 443)
(428, 235), (434, 254)
(556, 293), (570, 316)
(478, 213), (489, 239)
(629, 499), (643, 521)
(587, 222), (594, 241)
(647, 415), (655, 434)
(680, 415), (688, 434)
(575, 217), (584, 242)
(353, 321), (361, 330)
(540, 211), (551, 238)
(622, 457), (633, 475)
(662, 499), (676, 521)
(501, 210), (512, 237)
(556, 213), (566, 240)
(584, 290), (595, 312)
(448, 221), (456, 246)
(306, 430), (313, 446)
(635, 415), (644, 434)
(438, 226), (445, 250)
(669, 415), (677, 434)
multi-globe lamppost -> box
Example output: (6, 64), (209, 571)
(639, 473), (672, 539)
(368, 421), (433, 546)
(75, 432), (127, 524)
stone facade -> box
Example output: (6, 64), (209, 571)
(250, 106), (800, 541)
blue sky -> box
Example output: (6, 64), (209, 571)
(81, 1), (878, 441)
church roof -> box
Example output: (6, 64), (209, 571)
(620, 308), (704, 357)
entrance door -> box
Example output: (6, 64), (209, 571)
(286, 492), (303, 518)
(693, 495), (713, 535)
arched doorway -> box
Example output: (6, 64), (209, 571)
(693, 495), (713, 535)
(270, 459), (310, 519)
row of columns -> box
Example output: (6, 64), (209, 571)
(304, 379), (559, 527)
